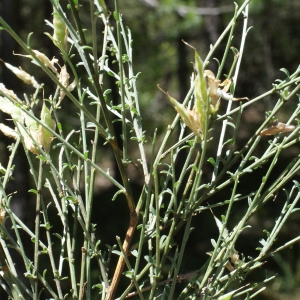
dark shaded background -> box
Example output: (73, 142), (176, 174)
(1, 0), (300, 299)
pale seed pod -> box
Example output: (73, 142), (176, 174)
(38, 102), (55, 152)
(167, 93), (202, 139)
(0, 123), (18, 140)
(53, 9), (67, 51)
(1, 60), (39, 88)
(0, 95), (15, 116)
(0, 96), (23, 122)
(13, 51), (59, 75)
(0, 83), (22, 103)
(20, 118), (40, 155)
(22, 113), (41, 154)
(32, 50), (58, 75)
(58, 65), (70, 103)
(0, 207), (6, 226)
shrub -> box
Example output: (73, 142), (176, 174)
(0, 0), (300, 299)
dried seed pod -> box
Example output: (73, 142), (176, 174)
(0, 60), (39, 88)
(0, 96), (23, 122)
(0, 83), (22, 103)
(21, 117), (40, 155)
(166, 92), (203, 139)
(55, 65), (76, 107)
(194, 49), (208, 137)
(13, 50), (59, 75)
(259, 122), (296, 136)
(204, 69), (248, 114)
(0, 207), (6, 226)
(32, 50), (58, 75)
(0, 123), (18, 140)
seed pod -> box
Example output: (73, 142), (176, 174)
(259, 122), (296, 136)
(194, 50), (208, 135)
(0, 83), (22, 103)
(38, 102), (55, 152)
(14, 124), (40, 155)
(0, 207), (6, 226)
(0, 123), (18, 140)
(13, 51), (59, 75)
(0, 60), (39, 88)
(167, 92), (202, 139)
(204, 70), (248, 114)
(22, 116), (40, 154)
(0, 96), (23, 122)
(53, 9), (67, 51)
(32, 50), (58, 75)
(58, 65), (70, 103)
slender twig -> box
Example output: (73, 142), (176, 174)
(212, 4), (249, 181)
(33, 160), (43, 300)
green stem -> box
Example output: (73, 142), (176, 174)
(33, 160), (43, 300)
(168, 213), (192, 300)
(40, 190), (63, 299)
(213, 4), (248, 181)
(115, 4), (127, 160)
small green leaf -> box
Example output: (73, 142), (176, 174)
(53, 233), (62, 239)
(144, 255), (155, 264)
(36, 155), (48, 161)
(103, 89), (112, 96)
(40, 248), (48, 254)
(160, 175), (166, 188)
(159, 235), (167, 247)
(72, 0), (78, 7)
(112, 250), (123, 256)
(29, 189), (38, 194)
(92, 283), (103, 290)
(113, 11), (119, 21)
(124, 270), (134, 278)
(217, 290), (236, 300)
(112, 190), (124, 201)
(263, 229), (270, 238)
(211, 239), (217, 248)
(280, 68), (290, 78)
(207, 157), (216, 166)
(65, 196), (78, 204)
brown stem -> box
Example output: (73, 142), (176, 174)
(106, 210), (139, 300)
